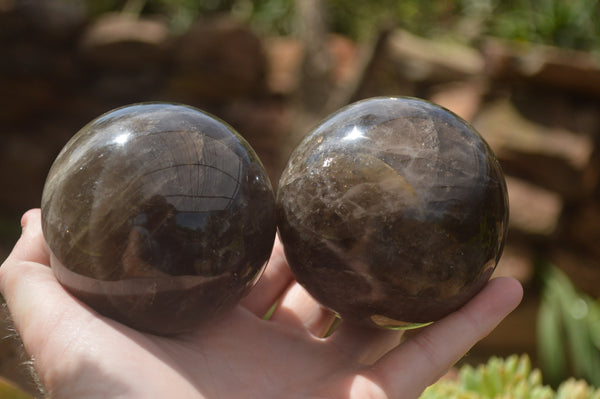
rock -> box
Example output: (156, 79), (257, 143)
(87, 69), (165, 101)
(218, 99), (291, 183)
(473, 97), (597, 200)
(0, 76), (56, 122)
(385, 29), (485, 83)
(509, 86), (600, 137)
(0, 0), (86, 43)
(429, 79), (487, 122)
(505, 176), (563, 237)
(264, 34), (360, 96)
(0, 0), (13, 12)
(550, 248), (600, 298)
(562, 202), (600, 259)
(0, 133), (54, 215)
(326, 34), (361, 87)
(482, 37), (600, 96)
(493, 242), (536, 285)
(0, 0), (83, 79)
(79, 12), (169, 70)
(167, 16), (266, 101)
(264, 36), (304, 95)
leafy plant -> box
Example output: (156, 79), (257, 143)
(490, 0), (600, 51)
(61, 0), (600, 51)
(420, 354), (599, 398)
(537, 264), (600, 387)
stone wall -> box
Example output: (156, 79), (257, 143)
(0, 3), (290, 251)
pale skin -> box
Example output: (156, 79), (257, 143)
(0, 209), (523, 399)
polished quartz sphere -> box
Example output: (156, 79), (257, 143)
(41, 103), (277, 335)
(277, 97), (508, 329)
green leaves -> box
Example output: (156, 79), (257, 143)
(491, 0), (600, 50)
(537, 265), (600, 387)
(420, 272), (600, 399)
(420, 354), (598, 399)
(68, 0), (600, 52)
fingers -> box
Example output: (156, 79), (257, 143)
(0, 209), (57, 333)
(268, 281), (337, 337)
(366, 277), (523, 399)
(3, 209), (50, 266)
(0, 210), (125, 392)
(240, 237), (295, 318)
(328, 322), (403, 365)
(241, 238), (336, 337)
(0, 210), (93, 361)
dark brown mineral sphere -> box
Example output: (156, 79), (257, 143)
(41, 103), (277, 335)
(277, 97), (508, 329)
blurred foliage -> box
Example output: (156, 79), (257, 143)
(491, 0), (600, 51)
(420, 354), (599, 399)
(537, 264), (600, 387)
(69, 0), (600, 50)
(0, 378), (33, 399)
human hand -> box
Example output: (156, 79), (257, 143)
(0, 209), (522, 399)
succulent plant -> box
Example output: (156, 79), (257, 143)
(420, 354), (599, 399)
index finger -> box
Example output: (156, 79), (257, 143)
(366, 276), (523, 398)
(0, 209), (68, 338)
(2, 209), (50, 266)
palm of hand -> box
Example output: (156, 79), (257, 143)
(0, 210), (523, 399)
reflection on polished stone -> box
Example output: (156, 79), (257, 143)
(277, 97), (508, 329)
(41, 103), (277, 335)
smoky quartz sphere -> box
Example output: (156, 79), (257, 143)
(277, 97), (508, 329)
(41, 103), (277, 335)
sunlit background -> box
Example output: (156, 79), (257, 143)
(2, 0), (600, 396)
